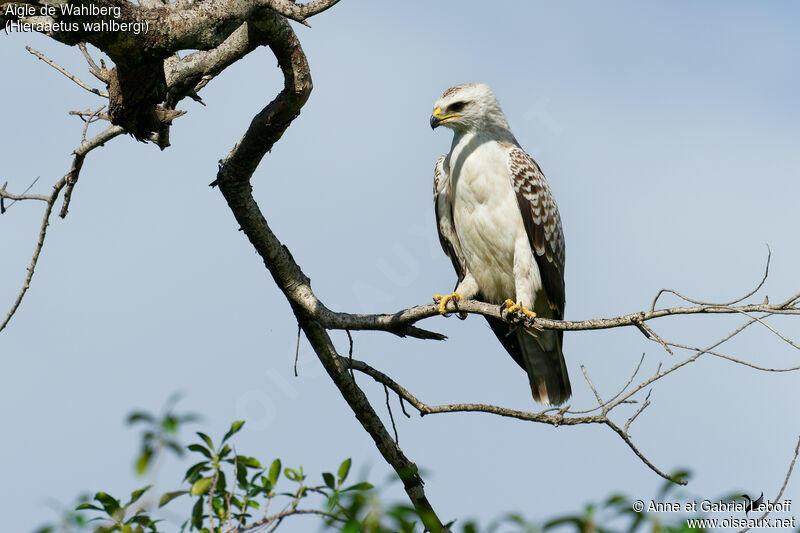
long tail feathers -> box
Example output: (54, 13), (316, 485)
(518, 329), (571, 405)
(485, 317), (571, 405)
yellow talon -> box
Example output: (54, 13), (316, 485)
(503, 298), (520, 313)
(433, 292), (465, 315)
(503, 299), (536, 320)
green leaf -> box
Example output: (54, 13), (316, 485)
(196, 432), (214, 450)
(235, 463), (248, 487)
(135, 449), (153, 476)
(161, 415), (178, 434)
(217, 470), (227, 493)
(337, 458), (352, 486)
(190, 477), (214, 496)
(268, 459), (281, 487)
(341, 520), (361, 533)
(76, 503), (103, 512)
(322, 472), (335, 489)
(222, 420), (245, 443)
(242, 456), (262, 468)
(184, 460), (210, 481)
(128, 515), (156, 528)
(159, 490), (189, 508)
(94, 492), (121, 515)
(212, 495), (227, 517)
(187, 444), (213, 459)
(190, 498), (204, 529)
(343, 482), (373, 492)
(544, 516), (585, 530)
(127, 412), (155, 425)
(127, 485), (152, 506)
(327, 491), (340, 511)
(218, 443), (231, 459)
(284, 468), (300, 482)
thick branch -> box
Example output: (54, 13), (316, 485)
(316, 296), (800, 336)
(212, 15), (447, 532)
(2, 0), (339, 54)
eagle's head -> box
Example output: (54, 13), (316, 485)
(430, 83), (511, 134)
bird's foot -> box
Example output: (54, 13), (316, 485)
(433, 292), (467, 318)
(502, 299), (536, 321)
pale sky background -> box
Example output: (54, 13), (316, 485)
(2, 1), (799, 532)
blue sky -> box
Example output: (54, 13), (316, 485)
(2, 1), (799, 531)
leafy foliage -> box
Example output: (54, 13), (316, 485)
(128, 393), (199, 476)
(35, 401), (717, 533)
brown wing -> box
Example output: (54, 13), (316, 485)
(506, 146), (566, 322)
(434, 154), (467, 286)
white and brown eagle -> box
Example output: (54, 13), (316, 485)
(430, 83), (571, 405)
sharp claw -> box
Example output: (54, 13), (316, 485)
(503, 299), (536, 321)
(503, 298), (520, 314)
(433, 292), (464, 315)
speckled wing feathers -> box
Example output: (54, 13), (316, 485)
(433, 154), (466, 285)
(506, 145), (566, 321)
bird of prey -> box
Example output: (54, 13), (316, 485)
(430, 83), (571, 405)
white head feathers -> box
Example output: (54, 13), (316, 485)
(430, 83), (512, 135)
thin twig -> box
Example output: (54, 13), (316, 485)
(580, 365), (604, 408)
(666, 341), (800, 372)
(78, 42), (108, 82)
(569, 353), (646, 415)
(208, 469), (219, 533)
(651, 245), (771, 311)
(234, 508), (342, 533)
(294, 324), (301, 376)
(604, 419), (680, 484)
(346, 329), (354, 381)
(736, 435), (800, 533)
(399, 396), (411, 418)
(720, 306), (800, 351)
(384, 384), (399, 443)
(623, 389), (652, 434)
(224, 450), (237, 530)
(0, 177), (47, 212)
(341, 355), (680, 484)
(637, 319), (673, 356)
(26, 46), (109, 98)
(1, 125), (123, 334)
(78, 106), (106, 142)
(0, 176), (66, 333)
(60, 125), (125, 218)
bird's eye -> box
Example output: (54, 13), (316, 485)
(448, 101), (467, 113)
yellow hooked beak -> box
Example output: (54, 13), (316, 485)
(430, 106), (460, 129)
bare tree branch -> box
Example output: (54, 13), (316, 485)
(209, 11), (448, 530)
(0, 124), (124, 334)
(736, 435), (800, 533)
(228, 508), (343, 533)
(78, 42), (109, 83)
(340, 354), (680, 484)
(651, 245), (771, 311)
(0, 178), (49, 208)
(26, 46), (109, 98)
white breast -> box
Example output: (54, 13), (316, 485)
(450, 137), (534, 304)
